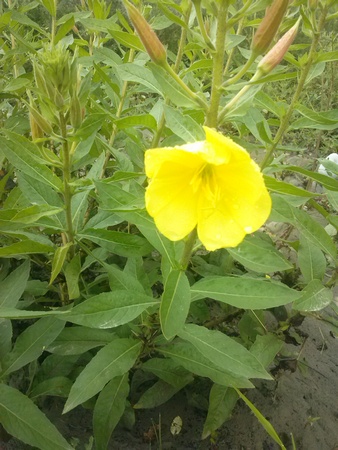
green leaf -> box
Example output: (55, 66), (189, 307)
(179, 324), (270, 380)
(276, 165), (338, 191)
(0, 135), (63, 191)
(0, 385), (72, 450)
(71, 190), (90, 233)
(17, 172), (64, 209)
(29, 377), (72, 399)
(47, 326), (116, 355)
(163, 105), (205, 142)
(38, 0), (56, 16)
(316, 50), (338, 63)
(292, 208), (336, 260)
(63, 338), (141, 413)
(93, 374), (129, 450)
(142, 358), (192, 388)
(202, 385), (238, 440)
(0, 317), (65, 378)
(250, 334), (283, 368)
(105, 263), (145, 293)
(0, 308), (69, 320)
(293, 279), (333, 312)
(191, 276), (301, 309)
(326, 189), (338, 212)
(158, 341), (253, 388)
(137, 223), (178, 268)
(234, 387), (286, 449)
(264, 175), (317, 198)
(0, 260), (30, 308)
(116, 63), (162, 94)
(134, 379), (191, 409)
(73, 113), (107, 140)
(149, 63), (202, 108)
(55, 15), (75, 44)
(78, 228), (152, 257)
(0, 319), (12, 361)
(65, 291), (159, 329)
(298, 235), (326, 283)
(160, 270), (191, 340)
(228, 234), (292, 273)
(109, 30), (144, 51)
(114, 114), (157, 130)
(0, 240), (54, 257)
(64, 253), (81, 300)
(49, 244), (72, 285)
(11, 204), (63, 224)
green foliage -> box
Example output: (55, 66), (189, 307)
(0, 0), (337, 449)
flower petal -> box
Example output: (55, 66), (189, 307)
(145, 160), (200, 241)
(145, 147), (203, 178)
(203, 126), (247, 164)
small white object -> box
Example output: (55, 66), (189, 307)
(318, 153), (338, 179)
(170, 416), (182, 435)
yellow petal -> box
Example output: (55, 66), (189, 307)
(204, 126), (247, 164)
(145, 161), (200, 241)
(145, 147), (203, 178)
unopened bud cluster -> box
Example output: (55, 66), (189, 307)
(30, 44), (86, 137)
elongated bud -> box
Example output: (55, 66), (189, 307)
(123, 0), (167, 66)
(252, 0), (289, 55)
(29, 112), (44, 140)
(257, 18), (300, 74)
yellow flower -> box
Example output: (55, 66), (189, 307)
(145, 127), (271, 251)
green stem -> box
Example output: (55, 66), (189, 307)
(59, 112), (75, 255)
(260, 7), (329, 170)
(162, 61), (208, 110)
(51, 15), (56, 47)
(151, 5), (192, 148)
(180, 228), (197, 270)
(193, 0), (215, 51)
(101, 49), (135, 177)
(223, 51), (257, 85)
(218, 69), (261, 122)
(205, 1), (228, 127)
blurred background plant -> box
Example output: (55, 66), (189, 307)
(0, 0), (337, 449)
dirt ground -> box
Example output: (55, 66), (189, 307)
(2, 312), (338, 450)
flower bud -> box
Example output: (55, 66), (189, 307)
(29, 111), (44, 140)
(257, 18), (300, 75)
(252, 0), (289, 55)
(123, 0), (167, 66)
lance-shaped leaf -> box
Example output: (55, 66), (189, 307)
(298, 235), (326, 283)
(63, 338), (142, 413)
(179, 324), (271, 380)
(228, 234), (292, 273)
(0, 384), (72, 450)
(93, 374), (129, 450)
(0, 317), (65, 378)
(191, 276), (301, 309)
(158, 341), (253, 388)
(0, 135), (62, 191)
(293, 279), (333, 312)
(0, 259), (30, 308)
(160, 270), (191, 340)
(64, 291), (159, 329)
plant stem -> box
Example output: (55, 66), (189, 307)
(101, 49), (135, 177)
(205, 1), (228, 127)
(151, 4), (192, 148)
(260, 6), (329, 170)
(162, 61), (208, 110)
(223, 51), (257, 85)
(193, 0), (215, 51)
(59, 112), (75, 255)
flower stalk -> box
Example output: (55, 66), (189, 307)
(260, 7), (328, 169)
(206, 1), (228, 127)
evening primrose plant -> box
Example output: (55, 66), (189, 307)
(0, 1), (337, 449)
